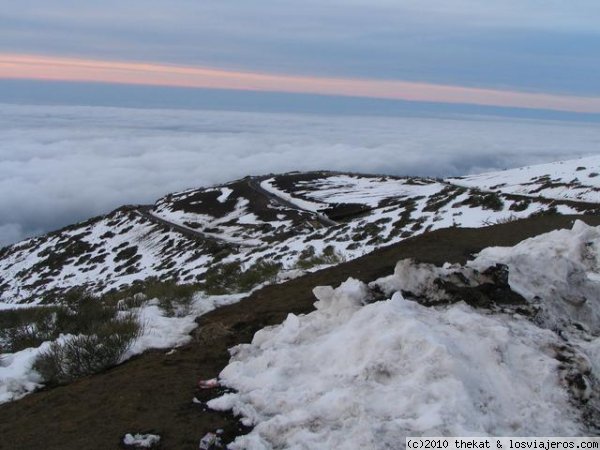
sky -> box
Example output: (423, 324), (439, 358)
(1, 1), (600, 245)
(1, 0), (600, 113)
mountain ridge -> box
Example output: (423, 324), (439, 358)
(1, 158), (599, 305)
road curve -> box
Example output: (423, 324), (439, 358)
(247, 176), (338, 228)
(132, 205), (246, 248)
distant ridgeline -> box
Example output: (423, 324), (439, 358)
(1, 156), (599, 304)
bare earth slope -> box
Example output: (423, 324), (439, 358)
(1, 214), (598, 450)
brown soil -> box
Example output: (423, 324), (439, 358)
(1, 215), (599, 450)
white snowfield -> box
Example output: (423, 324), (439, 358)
(209, 222), (600, 449)
(1, 158), (600, 409)
(448, 155), (600, 203)
(286, 174), (440, 208)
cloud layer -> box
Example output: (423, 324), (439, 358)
(1, 103), (599, 246)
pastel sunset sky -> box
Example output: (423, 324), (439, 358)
(2, 0), (599, 114)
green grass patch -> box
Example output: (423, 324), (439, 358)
(455, 190), (504, 211)
(296, 245), (345, 270)
(200, 259), (282, 295)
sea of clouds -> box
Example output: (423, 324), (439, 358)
(1, 103), (599, 246)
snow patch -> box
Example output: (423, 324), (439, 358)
(217, 187), (233, 203)
(448, 155), (600, 203)
(0, 343), (47, 404)
(122, 433), (161, 448)
(126, 293), (243, 358)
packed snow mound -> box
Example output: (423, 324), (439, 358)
(210, 222), (600, 448)
(372, 259), (526, 310)
(375, 221), (600, 333)
(312, 278), (368, 316)
(471, 220), (600, 333)
(0, 340), (52, 403)
(209, 289), (581, 449)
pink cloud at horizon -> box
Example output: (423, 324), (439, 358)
(1, 53), (599, 113)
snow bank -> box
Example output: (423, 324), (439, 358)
(0, 300), (199, 405)
(471, 220), (600, 333)
(209, 282), (581, 449)
(124, 303), (197, 358)
(0, 342), (48, 403)
(0, 333), (78, 404)
(210, 222), (600, 448)
(374, 221), (600, 334)
(373, 259), (453, 302)
(126, 293), (242, 358)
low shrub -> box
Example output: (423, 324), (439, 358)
(54, 295), (116, 335)
(457, 190), (504, 211)
(296, 245), (345, 270)
(509, 199), (531, 212)
(494, 214), (520, 224)
(530, 205), (559, 217)
(104, 279), (199, 317)
(201, 261), (243, 295)
(0, 306), (61, 353)
(33, 313), (141, 384)
(3, 291), (142, 386)
(201, 259), (282, 295)
(156, 285), (196, 317)
(237, 260), (282, 292)
(482, 214), (520, 226)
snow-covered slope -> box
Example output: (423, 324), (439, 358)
(448, 155), (600, 203)
(1, 159), (599, 304)
(209, 221), (600, 448)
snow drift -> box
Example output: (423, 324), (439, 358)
(209, 221), (600, 449)
(472, 220), (600, 334)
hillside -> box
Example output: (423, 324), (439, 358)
(448, 155), (600, 203)
(1, 214), (599, 449)
(1, 157), (600, 448)
(1, 165), (599, 305)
